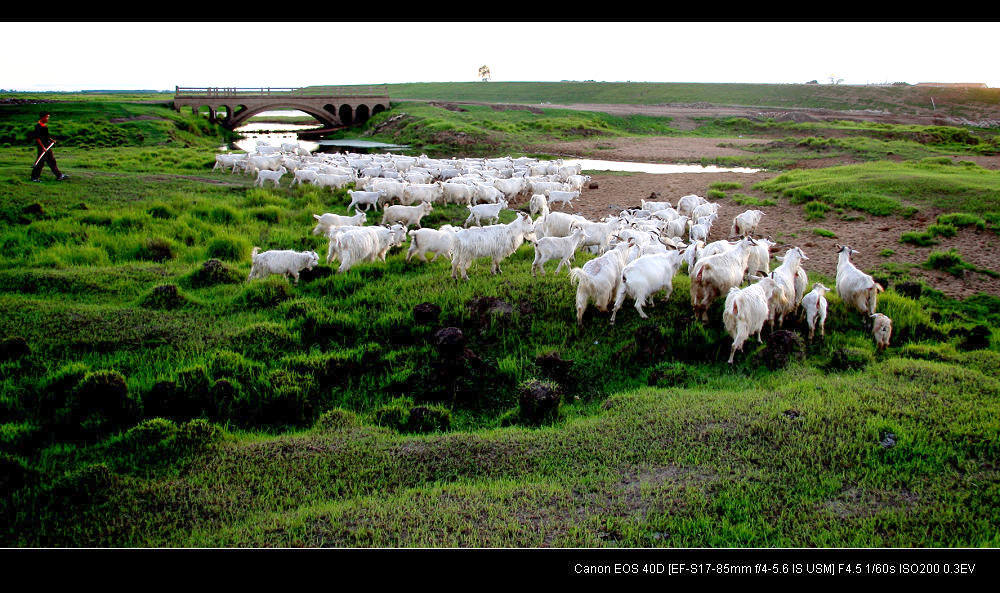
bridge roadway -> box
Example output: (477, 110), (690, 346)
(171, 86), (391, 129)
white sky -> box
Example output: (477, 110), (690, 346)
(1, 22), (998, 90)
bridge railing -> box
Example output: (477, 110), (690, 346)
(174, 85), (389, 97)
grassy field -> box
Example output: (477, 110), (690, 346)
(1, 96), (999, 547)
(302, 82), (1000, 117)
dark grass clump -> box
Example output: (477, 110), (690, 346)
(229, 323), (297, 360)
(826, 347), (873, 372)
(133, 237), (176, 262)
(147, 203), (176, 219)
(956, 325), (992, 351)
(373, 398), (451, 434)
(923, 249), (999, 278)
(64, 370), (138, 439)
(760, 330), (804, 370)
(0, 336), (30, 361)
(206, 236), (249, 261)
(646, 361), (701, 388)
(138, 284), (187, 310)
(515, 379), (562, 425)
(900, 231), (938, 247)
(313, 408), (361, 432)
(184, 258), (242, 288)
(238, 276), (293, 308)
(413, 302), (442, 324)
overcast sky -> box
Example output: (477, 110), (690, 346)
(2, 22), (997, 90)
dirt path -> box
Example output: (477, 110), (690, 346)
(512, 171), (1000, 300)
(528, 137), (768, 163)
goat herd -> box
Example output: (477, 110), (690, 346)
(220, 142), (893, 364)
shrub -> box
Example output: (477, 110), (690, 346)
(827, 347), (873, 371)
(937, 212), (985, 229)
(173, 418), (222, 451)
(238, 275), (292, 308)
(185, 259), (243, 288)
(314, 408), (361, 431)
(803, 200), (830, 220)
(812, 228), (836, 238)
(646, 361), (699, 388)
(206, 235), (249, 261)
(709, 182), (743, 191)
(133, 237), (176, 262)
(230, 323), (297, 359)
(0, 336), (30, 361)
(139, 284), (187, 310)
(405, 405), (451, 433)
(66, 370), (137, 437)
(208, 206), (239, 225)
(927, 223), (957, 238)
(147, 203), (176, 219)
(707, 189), (726, 200)
(517, 379), (563, 425)
(900, 231), (937, 247)
(374, 401), (410, 431)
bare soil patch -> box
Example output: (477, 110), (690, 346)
(517, 171), (1000, 299)
(529, 136), (768, 163)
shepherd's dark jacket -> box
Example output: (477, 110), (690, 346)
(32, 123), (53, 147)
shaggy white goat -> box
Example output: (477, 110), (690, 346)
(767, 246), (809, 328)
(835, 245), (884, 317)
(464, 199), (508, 227)
(800, 282), (830, 340)
(311, 211), (366, 236)
(723, 275), (786, 364)
(382, 201), (434, 228)
(254, 166), (287, 188)
(406, 225), (460, 263)
(530, 226), (586, 276)
(247, 248), (319, 284)
(610, 250), (684, 324)
(730, 209), (765, 237)
(677, 195), (708, 218)
(529, 194), (550, 218)
(871, 313), (893, 351)
(328, 224), (406, 272)
(450, 213), (534, 280)
(569, 240), (636, 325)
(690, 236), (757, 322)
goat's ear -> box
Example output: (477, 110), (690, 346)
(313, 214), (321, 220)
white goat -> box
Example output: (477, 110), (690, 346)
(871, 313), (893, 351)
(800, 283), (830, 340)
(311, 211), (366, 236)
(247, 248), (319, 284)
(450, 213), (533, 280)
(406, 225), (460, 263)
(382, 201), (434, 228)
(464, 199), (508, 227)
(570, 240), (636, 325)
(530, 226), (586, 276)
(254, 166), (287, 188)
(547, 190), (580, 210)
(690, 236), (757, 322)
(836, 245), (884, 317)
(610, 250), (684, 324)
(723, 275), (786, 364)
(328, 224), (406, 272)
(731, 209), (765, 237)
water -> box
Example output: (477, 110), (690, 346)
(223, 114), (763, 173)
(561, 158), (762, 174)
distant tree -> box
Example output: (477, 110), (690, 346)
(478, 66), (491, 82)
(806, 80), (819, 85)
(829, 74), (845, 85)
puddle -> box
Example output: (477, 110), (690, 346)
(562, 158), (762, 174)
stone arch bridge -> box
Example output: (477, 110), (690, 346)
(172, 86), (390, 129)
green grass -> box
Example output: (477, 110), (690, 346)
(731, 193), (777, 207)
(754, 159), (1000, 218)
(301, 82), (1000, 117)
(812, 228), (837, 238)
(1, 94), (1000, 547)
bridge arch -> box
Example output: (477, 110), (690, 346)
(372, 103), (387, 117)
(227, 102), (338, 128)
(355, 104), (370, 124)
(338, 104), (353, 125)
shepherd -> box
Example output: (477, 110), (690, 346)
(30, 111), (68, 182)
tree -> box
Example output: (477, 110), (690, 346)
(828, 74), (844, 85)
(478, 65), (491, 82)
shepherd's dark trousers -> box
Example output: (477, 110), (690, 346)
(31, 147), (62, 180)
